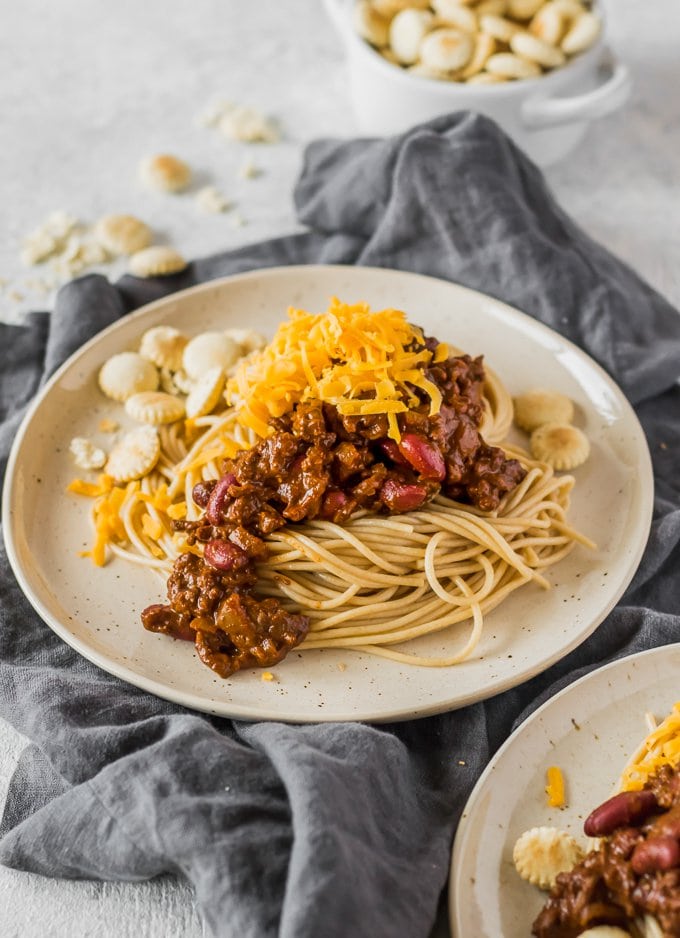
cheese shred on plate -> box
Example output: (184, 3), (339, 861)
(545, 765), (566, 808)
(620, 702), (680, 792)
(225, 298), (447, 443)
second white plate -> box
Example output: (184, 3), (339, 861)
(450, 644), (680, 937)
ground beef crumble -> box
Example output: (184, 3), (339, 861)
(533, 764), (680, 937)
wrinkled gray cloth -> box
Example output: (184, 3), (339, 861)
(1, 113), (679, 938)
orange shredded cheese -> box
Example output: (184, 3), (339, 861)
(84, 483), (131, 565)
(545, 766), (565, 808)
(225, 298), (443, 443)
(67, 475), (114, 498)
(167, 501), (187, 520)
(141, 513), (164, 541)
(620, 703), (680, 792)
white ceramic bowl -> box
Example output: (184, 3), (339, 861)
(323, 0), (631, 166)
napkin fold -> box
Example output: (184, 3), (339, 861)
(1, 113), (679, 938)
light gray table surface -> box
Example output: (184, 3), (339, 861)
(1, 1), (678, 935)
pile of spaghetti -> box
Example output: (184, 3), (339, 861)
(80, 300), (592, 677)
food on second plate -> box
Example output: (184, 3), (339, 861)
(516, 704), (680, 937)
(546, 765), (567, 808)
(513, 826), (584, 889)
(353, 0), (601, 83)
(67, 300), (593, 680)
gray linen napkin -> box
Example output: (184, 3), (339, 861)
(1, 113), (679, 938)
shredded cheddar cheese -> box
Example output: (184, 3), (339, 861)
(545, 766), (565, 808)
(167, 501), (187, 520)
(141, 512), (164, 541)
(620, 702), (680, 792)
(67, 475), (114, 498)
(91, 483), (131, 565)
(225, 298), (446, 443)
(71, 300), (455, 565)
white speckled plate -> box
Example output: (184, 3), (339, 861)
(2, 265), (653, 722)
(450, 644), (680, 937)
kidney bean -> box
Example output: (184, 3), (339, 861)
(398, 434), (446, 481)
(632, 836), (680, 874)
(205, 473), (237, 525)
(320, 489), (351, 521)
(204, 539), (249, 572)
(191, 480), (216, 509)
(584, 789), (659, 837)
(378, 438), (409, 467)
(380, 479), (429, 512)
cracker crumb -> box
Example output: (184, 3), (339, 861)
(219, 105), (279, 143)
(200, 100), (279, 143)
(238, 159), (261, 180)
(197, 99), (233, 128)
(195, 186), (231, 214)
(23, 277), (53, 295)
(337, 662), (347, 672)
(8, 290), (24, 302)
(18, 211), (122, 281)
(69, 437), (107, 471)
(21, 211), (79, 266)
(52, 235), (110, 278)
(261, 671), (276, 682)
(98, 418), (119, 433)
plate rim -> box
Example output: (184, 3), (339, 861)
(1, 264), (655, 722)
(448, 642), (678, 936)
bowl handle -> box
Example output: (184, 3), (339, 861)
(521, 53), (632, 129)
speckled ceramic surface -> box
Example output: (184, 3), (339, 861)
(3, 265), (653, 722)
(450, 645), (680, 937)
